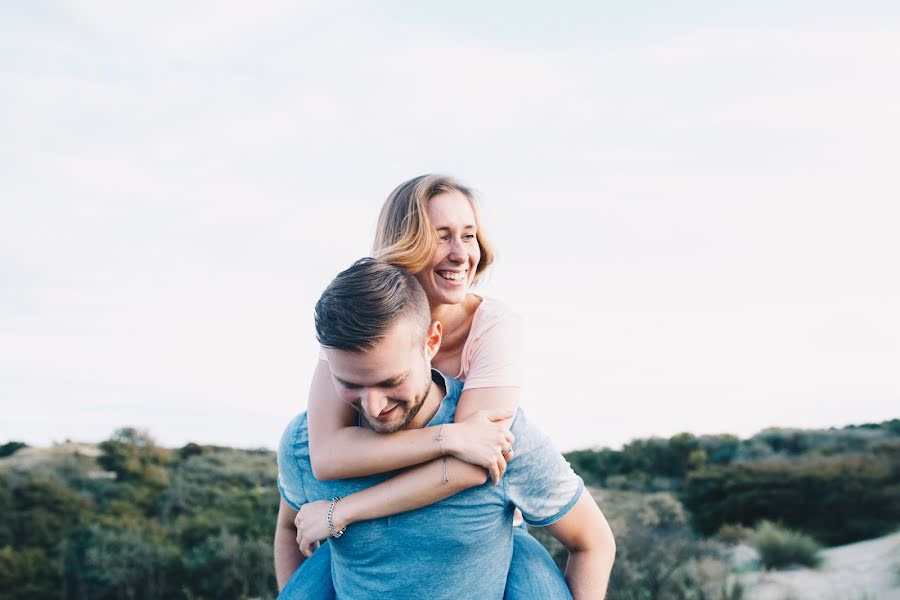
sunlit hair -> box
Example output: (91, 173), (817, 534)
(372, 174), (495, 285)
(315, 258), (431, 353)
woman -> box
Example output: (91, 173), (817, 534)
(281, 175), (573, 599)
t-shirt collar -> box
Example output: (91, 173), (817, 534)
(426, 368), (462, 427)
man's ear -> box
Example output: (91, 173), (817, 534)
(424, 320), (442, 359)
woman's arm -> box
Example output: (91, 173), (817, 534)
(295, 455), (493, 556)
(455, 386), (519, 425)
(307, 360), (513, 481)
(295, 384), (523, 554)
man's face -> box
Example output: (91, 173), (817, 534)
(325, 318), (438, 434)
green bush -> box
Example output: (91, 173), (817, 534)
(0, 441), (28, 458)
(682, 445), (900, 545)
(532, 489), (741, 600)
(0, 431), (280, 600)
(715, 524), (749, 545)
(749, 521), (822, 569)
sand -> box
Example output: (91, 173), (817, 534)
(738, 531), (900, 600)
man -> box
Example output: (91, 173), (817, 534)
(274, 258), (615, 599)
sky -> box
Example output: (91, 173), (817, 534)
(2, 1), (899, 452)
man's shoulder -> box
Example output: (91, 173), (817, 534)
(504, 409), (585, 527)
(282, 411), (310, 446)
(506, 410), (567, 474)
(277, 411), (313, 510)
(278, 412), (311, 471)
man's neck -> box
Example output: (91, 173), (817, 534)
(406, 371), (446, 430)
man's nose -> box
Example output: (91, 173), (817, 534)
(360, 388), (388, 418)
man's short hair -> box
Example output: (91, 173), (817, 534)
(315, 258), (431, 352)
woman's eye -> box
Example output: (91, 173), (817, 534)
(463, 233), (476, 240)
(438, 235), (450, 242)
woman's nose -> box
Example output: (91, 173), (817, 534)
(447, 238), (466, 262)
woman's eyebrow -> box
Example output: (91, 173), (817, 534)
(435, 224), (476, 231)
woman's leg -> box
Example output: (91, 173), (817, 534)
(277, 541), (336, 600)
(504, 525), (573, 600)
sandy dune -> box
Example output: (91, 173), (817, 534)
(738, 531), (900, 600)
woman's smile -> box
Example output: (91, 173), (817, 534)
(437, 269), (467, 283)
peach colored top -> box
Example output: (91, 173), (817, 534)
(456, 296), (524, 389)
(318, 296), (524, 389)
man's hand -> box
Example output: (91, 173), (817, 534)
(294, 500), (338, 557)
(442, 409), (515, 484)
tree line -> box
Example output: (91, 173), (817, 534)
(565, 419), (900, 545)
(2, 419), (898, 599)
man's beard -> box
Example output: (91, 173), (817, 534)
(366, 366), (433, 434)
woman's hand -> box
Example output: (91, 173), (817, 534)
(294, 500), (343, 557)
(442, 409), (515, 485)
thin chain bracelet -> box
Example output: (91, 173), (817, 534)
(442, 455), (449, 485)
(328, 496), (347, 539)
(437, 423), (447, 455)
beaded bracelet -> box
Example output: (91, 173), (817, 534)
(328, 496), (347, 539)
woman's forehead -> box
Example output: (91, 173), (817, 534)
(428, 190), (476, 225)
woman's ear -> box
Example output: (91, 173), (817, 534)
(424, 320), (442, 359)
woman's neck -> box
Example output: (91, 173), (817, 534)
(431, 295), (482, 366)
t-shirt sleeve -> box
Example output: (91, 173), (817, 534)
(504, 411), (585, 527)
(462, 309), (525, 390)
(277, 414), (309, 511)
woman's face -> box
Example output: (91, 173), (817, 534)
(415, 190), (481, 307)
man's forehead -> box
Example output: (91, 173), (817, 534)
(325, 345), (413, 386)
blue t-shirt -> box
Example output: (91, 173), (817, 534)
(277, 371), (584, 600)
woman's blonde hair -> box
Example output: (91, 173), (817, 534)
(372, 175), (495, 285)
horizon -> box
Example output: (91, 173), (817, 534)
(5, 414), (897, 455)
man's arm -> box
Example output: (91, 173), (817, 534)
(274, 499), (305, 591)
(544, 491), (616, 600)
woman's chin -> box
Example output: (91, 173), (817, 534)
(434, 288), (467, 306)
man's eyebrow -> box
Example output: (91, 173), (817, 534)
(334, 373), (408, 388)
(332, 375), (359, 387)
(374, 373), (408, 387)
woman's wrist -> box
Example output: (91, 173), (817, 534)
(435, 423), (460, 457)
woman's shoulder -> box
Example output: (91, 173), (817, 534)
(471, 295), (523, 330)
(459, 295), (525, 388)
(465, 294), (525, 350)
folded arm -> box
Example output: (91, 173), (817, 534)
(294, 456), (491, 556)
(308, 360), (517, 481)
(543, 491), (616, 600)
(298, 360), (521, 550)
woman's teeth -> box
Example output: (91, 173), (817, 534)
(439, 271), (466, 281)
